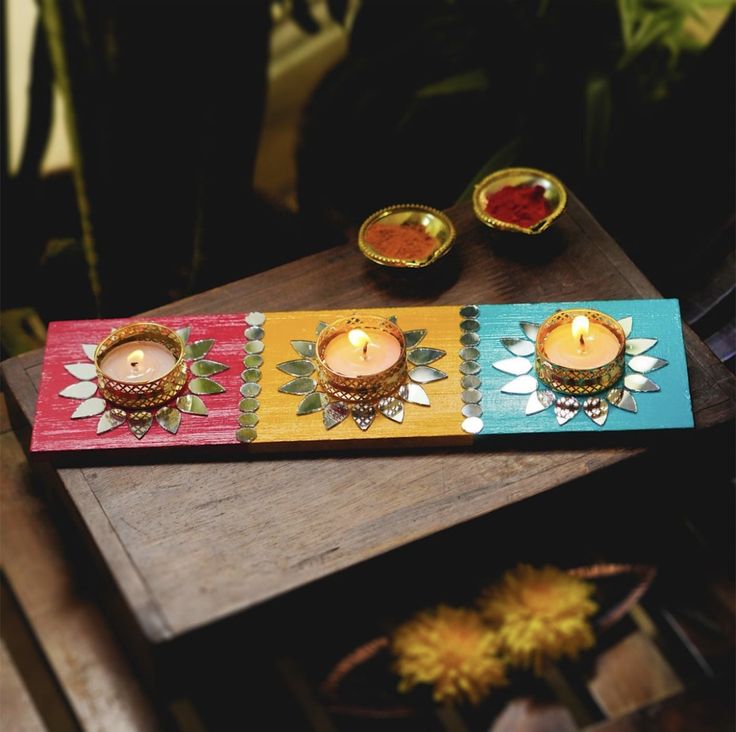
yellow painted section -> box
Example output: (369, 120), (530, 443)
(257, 306), (470, 446)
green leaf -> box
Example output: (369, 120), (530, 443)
(416, 68), (488, 98)
(584, 74), (612, 173)
(455, 138), (521, 204)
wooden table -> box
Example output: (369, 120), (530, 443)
(2, 197), (734, 660)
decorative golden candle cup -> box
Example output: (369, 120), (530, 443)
(94, 322), (187, 409)
(535, 309), (625, 395)
(316, 316), (407, 404)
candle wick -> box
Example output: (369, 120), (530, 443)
(579, 335), (585, 349)
(362, 342), (368, 359)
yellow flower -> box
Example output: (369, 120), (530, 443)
(479, 564), (598, 674)
(391, 605), (506, 705)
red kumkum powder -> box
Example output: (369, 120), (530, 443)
(364, 223), (438, 261)
(484, 184), (551, 228)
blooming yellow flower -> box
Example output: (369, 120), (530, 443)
(479, 564), (598, 674)
(391, 605), (506, 705)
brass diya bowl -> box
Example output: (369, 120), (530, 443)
(358, 204), (456, 268)
(472, 167), (567, 235)
(94, 322), (187, 409)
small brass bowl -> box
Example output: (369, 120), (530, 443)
(358, 204), (456, 268)
(472, 167), (566, 234)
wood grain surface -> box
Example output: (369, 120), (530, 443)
(2, 197), (734, 645)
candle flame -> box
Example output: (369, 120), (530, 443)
(347, 329), (371, 349)
(571, 316), (590, 341)
(127, 349), (145, 367)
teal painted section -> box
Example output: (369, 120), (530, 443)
(476, 299), (693, 436)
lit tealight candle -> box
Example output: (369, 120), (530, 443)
(99, 340), (177, 383)
(323, 327), (402, 377)
(542, 314), (620, 369)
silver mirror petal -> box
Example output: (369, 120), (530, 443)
(291, 340), (316, 358)
(399, 382), (430, 406)
(277, 359), (315, 377)
(239, 397), (260, 412)
(500, 338), (535, 357)
(245, 312), (266, 326)
(190, 359), (229, 377)
(462, 403), (482, 418)
(64, 362), (98, 380)
(177, 394), (208, 415)
(493, 357), (533, 376)
(189, 377), (225, 395)
(185, 339), (215, 360)
(520, 322), (540, 341)
(71, 397), (107, 419)
(618, 316), (633, 338)
(525, 390), (555, 415)
(624, 374), (660, 392)
(128, 412), (153, 440)
(460, 332), (480, 347)
(244, 326), (265, 340)
(409, 366), (447, 384)
(241, 368), (261, 383)
(555, 396), (580, 425)
(243, 354), (263, 369)
(461, 388), (482, 404)
(500, 374), (537, 394)
(607, 388), (637, 413)
(352, 403), (376, 431)
(459, 347), (480, 361)
(403, 329), (427, 348)
(378, 397), (404, 423)
(238, 412), (259, 427)
(459, 361), (481, 376)
(315, 321), (328, 335)
(82, 344), (98, 361)
(323, 401), (350, 430)
(461, 416), (484, 434)
(96, 408), (126, 434)
(240, 382), (261, 398)
(156, 406), (182, 434)
(407, 347), (446, 366)
(244, 340), (264, 355)
(236, 427), (257, 443)
(583, 397), (608, 426)
(59, 381), (97, 399)
(625, 338), (657, 356)
(175, 326), (191, 345)
(278, 377), (316, 395)
(296, 392), (328, 415)
(629, 355), (668, 373)
(461, 375), (481, 389)
(460, 319), (480, 332)
(388, 315), (398, 324)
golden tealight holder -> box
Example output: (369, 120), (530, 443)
(94, 322), (187, 409)
(358, 204), (456, 268)
(535, 309), (626, 395)
(316, 316), (407, 405)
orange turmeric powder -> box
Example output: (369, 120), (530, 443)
(364, 223), (438, 261)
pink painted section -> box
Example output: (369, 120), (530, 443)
(31, 314), (247, 455)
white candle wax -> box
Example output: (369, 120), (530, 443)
(100, 340), (176, 383)
(542, 318), (620, 369)
(323, 328), (402, 377)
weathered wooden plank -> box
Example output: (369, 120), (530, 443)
(0, 641), (46, 732)
(0, 411), (161, 731)
(1, 195), (733, 648)
(587, 631), (683, 719)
